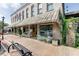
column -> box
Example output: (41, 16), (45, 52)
(17, 27), (19, 34)
(16, 28), (18, 34)
(66, 22), (75, 46)
(53, 23), (62, 43)
(37, 24), (40, 39)
(21, 27), (23, 35)
(13, 27), (16, 34)
(28, 25), (31, 38)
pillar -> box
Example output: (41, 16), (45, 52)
(53, 23), (62, 43)
(21, 27), (23, 35)
(13, 27), (16, 34)
(37, 24), (40, 39)
(66, 22), (75, 46)
(28, 25), (31, 38)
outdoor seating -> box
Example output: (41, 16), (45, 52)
(8, 41), (32, 56)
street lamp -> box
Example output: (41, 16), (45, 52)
(0, 16), (5, 50)
(2, 16), (5, 40)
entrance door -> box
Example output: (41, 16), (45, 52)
(30, 24), (37, 37)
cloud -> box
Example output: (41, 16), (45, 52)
(8, 3), (21, 10)
(0, 4), (9, 9)
(0, 3), (21, 11)
(0, 3), (22, 24)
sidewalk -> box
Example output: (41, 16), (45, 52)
(3, 34), (79, 56)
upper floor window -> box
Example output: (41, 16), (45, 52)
(15, 16), (17, 22)
(22, 11), (24, 20)
(31, 5), (36, 16)
(26, 8), (29, 18)
(38, 3), (42, 14)
(19, 13), (21, 20)
(47, 3), (53, 11)
(12, 17), (14, 23)
(16, 14), (18, 21)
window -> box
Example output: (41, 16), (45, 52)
(40, 25), (52, 37)
(31, 5), (36, 16)
(26, 8), (29, 18)
(38, 3), (42, 14)
(15, 16), (17, 22)
(47, 3), (53, 11)
(16, 14), (18, 21)
(22, 11), (24, 20)
(19, 13), (21, 20)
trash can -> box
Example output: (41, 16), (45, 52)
(58, 40), (60, 46)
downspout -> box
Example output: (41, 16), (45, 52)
(61, 3), (67, 45)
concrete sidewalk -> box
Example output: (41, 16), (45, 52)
(3, 34), (79, 56)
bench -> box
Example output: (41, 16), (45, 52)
(8, 42), (32, 56)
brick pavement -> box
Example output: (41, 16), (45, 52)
(2, 34), (79, 56)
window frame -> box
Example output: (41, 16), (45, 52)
(47, 3), (53, 11)
(26, 8), (29, 18)
(19, 13), (21, 20)
(22, 11), (24, 20)
(38, 3), (42, 14)
(31, 5), (36, 17)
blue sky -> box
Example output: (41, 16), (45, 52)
(0, 3), (79, 25)
(0, 3), (21, 25)
(65, 3), (79, 13)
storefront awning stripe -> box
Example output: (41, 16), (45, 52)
(12, 8), (60, 27)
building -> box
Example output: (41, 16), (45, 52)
(10, 3), (64, 45)
(65, 11), (79, 46)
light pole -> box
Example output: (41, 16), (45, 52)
(0, 16), (5, 50)
(2, 16), (5, 40)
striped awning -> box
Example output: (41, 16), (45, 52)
(12, 9), (60, 27)
(11, 20), (22, 27)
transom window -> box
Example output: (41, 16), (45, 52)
(47, 3), (53, 11)
(38, 3), (42, 14)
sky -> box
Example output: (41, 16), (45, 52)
(65, 3), (79, 13)
(0, 3), (22, 25)
(0, 3), (79, 25)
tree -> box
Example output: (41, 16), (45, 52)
(0, 21), (9, 30)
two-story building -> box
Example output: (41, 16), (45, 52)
(10, 3), (64, 45)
